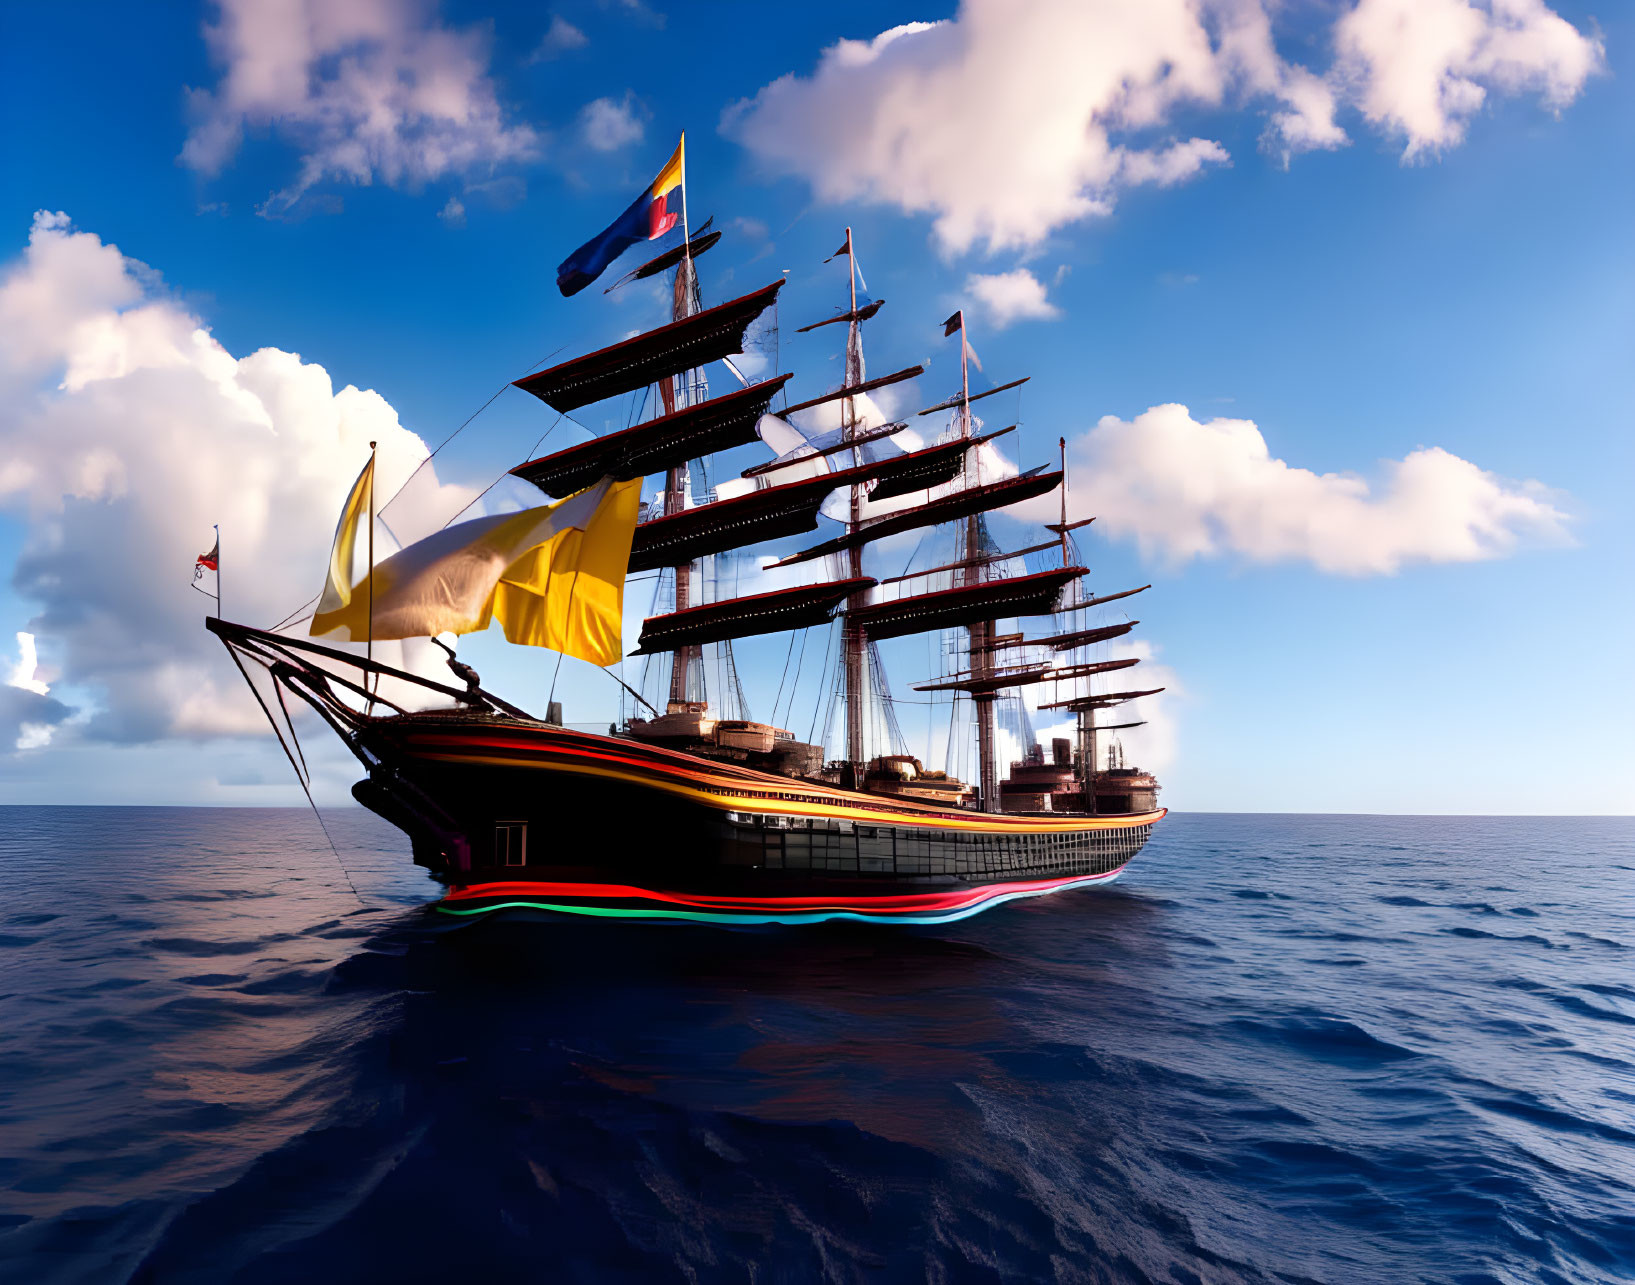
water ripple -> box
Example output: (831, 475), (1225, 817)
(0, 807), (1630, 1283)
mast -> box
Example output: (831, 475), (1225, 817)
(841, 228), (867, 782)
(665, 148), (700, 709)
(951, 311), (1000, 813)
(1061, 436), (1095, 810)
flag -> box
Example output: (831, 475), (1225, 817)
(942, 310), (964, 337)
(311, 453), (376, 625)
(557, 137), (685, 297)
(193, 534), (219, 581)
(823, 236), (851, 263)
(310, 477), (642, 667)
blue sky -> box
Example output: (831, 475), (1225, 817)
(0, 0), (1629, 812)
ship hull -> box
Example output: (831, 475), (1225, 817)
(353, 714), (1163, 924)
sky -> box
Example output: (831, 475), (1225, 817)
(0, 0), (1630, 814)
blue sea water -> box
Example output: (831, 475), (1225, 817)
(0, 808), (1630, 1284)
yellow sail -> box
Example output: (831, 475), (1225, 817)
(310, 477), (640, 666)
(310, 453), (375, 629)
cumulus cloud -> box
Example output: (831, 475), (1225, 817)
(181, 0), (539, 216)
(0, 211), (474, 745)
(3, 632), (73, 752)
(1057, 403), (1567, 575)
(1335, 0), (1603, 158)
(723, 0), (1598, 251)
(531, 14), (588, 61)
(965, 269), (1061, 329)
(437, 195), (466, 226)
(579, 93), (645, 152)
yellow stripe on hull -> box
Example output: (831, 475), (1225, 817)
(405, 744), (1166, 835)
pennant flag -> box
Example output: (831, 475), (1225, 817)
(823, 238), (850, 263)
(310, 477), (641, 667)
(193, 534), (219, 581)
(311, 453), (376, 626)
(942, 310), (964, 337)
(557, 137), (686, 297)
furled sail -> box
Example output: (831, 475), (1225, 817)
(602, 222), (720, 294)
(771, 469), (1064, 569)
(627, 439), (994, 573)
(631, 576), (875, 655)
(740, 421), (906, 479)
(511, 376), (792, 498)
(781, 365), (924, 417)
(848, 566), (1084, 642)
(513, 280), (783, 413)
(911, 655), (1139, 695)
(794, 299), (886, 333)
(986, 620), (1140, 652)
(917, 376), (1029, 417)
(1039, 687), (1166, 712)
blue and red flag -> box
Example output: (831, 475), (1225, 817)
(557, 137), (685, 297)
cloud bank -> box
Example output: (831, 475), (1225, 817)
(1060, 403), (1568, 575)
(181, 0), (539, 215)
(0, 212), (470, 750)
(724, 0), (1602, 253)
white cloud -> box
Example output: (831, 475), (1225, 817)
(438, 195), (466, 226)
(965, 269), (1061, 329)
(3, 632), (71, 751)
(722, 1), (1335, 253)
(1055, 403), (1568, 575)
(579, 93), (645, 152)
(181, 0), (540, 216)
(531, 14), (588, 61)
(1335, 0), (1603, 158)
(6, 632), (49, 696)
(723, 0), (1598, 252)
(0, 211), (474, 745)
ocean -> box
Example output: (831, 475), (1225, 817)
(0, 807), (1629, 1284)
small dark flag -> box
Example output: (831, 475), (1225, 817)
(822, 238), (851, 263)
(194, 536), (219, 581)
(942, 310), (964, 337)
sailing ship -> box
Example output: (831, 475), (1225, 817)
(209, 144), (1165, 925)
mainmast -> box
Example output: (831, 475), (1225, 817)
(664, 179), (701, 709)
(949, 311), (1001, 813)
(840, 228), (868, 783)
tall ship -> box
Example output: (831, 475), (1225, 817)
(210, 141), (1165, 925)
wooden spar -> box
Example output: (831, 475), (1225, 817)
(1039, 687), (1166, 712)
(876, 533), (1068, 587)
(917, 376), (1029, 417)
(983, 620), (1140, 652)
(911, 656), (1139, 695)
(631, 577), (876, 655)
(795, 298), (885, 333)
(1061, 584), (1152, 612)
(602, 223), (720, 293)
(739, 422), (906, 478)
(769, 468), (1064, 568)
(782, 364), (924, 417)
(513, 280), (783, 414)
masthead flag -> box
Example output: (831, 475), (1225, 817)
(557, 136), (686, 297)
(193, 535), (219, 580)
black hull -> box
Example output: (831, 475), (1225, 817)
(354, 714), (1162, 924)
